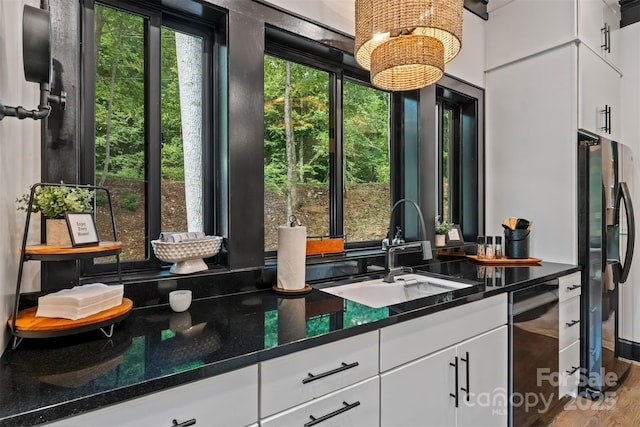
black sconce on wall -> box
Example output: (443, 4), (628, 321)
(0, 1), (66, 121)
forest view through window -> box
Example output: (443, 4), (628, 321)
(92, 3), (207, 263)
(263, 55), (390, 251)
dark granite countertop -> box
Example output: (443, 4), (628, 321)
(0, 259), (579, 426)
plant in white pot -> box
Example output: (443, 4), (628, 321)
(17, 184), (95, 247)
(434, 215), (453, 247)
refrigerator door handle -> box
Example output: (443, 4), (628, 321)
(615, 181), (635, 283)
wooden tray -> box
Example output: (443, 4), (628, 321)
(9, 298), (133, 338)
(466, 255), (542, 265)
(306, 236), (345, 256)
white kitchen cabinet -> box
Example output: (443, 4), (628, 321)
(380, 295), (508, 427)
(579, 0), (620, 68)
(381, 346), (457, 426)
(380, 294), (507, 371)
(381, 326), (508, 427)
(558, 272), (582, 398)
(261, 377), (379, 427)
(579, 44), (621, 141)
(44, 365), (258, 427)
(456, 327), (509, 426)
(486, 0), (622, 264)
(260, 331), (378, 418)
(486, 0), (620, 71)
(486, 0), (575, 70)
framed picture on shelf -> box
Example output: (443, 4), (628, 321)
(65, 212), (99, 247)
(446, 225), (464, 245)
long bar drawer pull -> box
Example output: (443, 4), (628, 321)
(565, 320), (580, 328)
(566, 284), (580, 291)
(304, 401), (361, 427)
(460, 352), (470, 402)
(171, 418), (196, 427)
(302, 362), (359, 384)
(450, 357), (459, 408)
(566, 366), (579, 375)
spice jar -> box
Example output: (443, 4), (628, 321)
(476, 236), (485, 259)
(485, 236), (495, 260)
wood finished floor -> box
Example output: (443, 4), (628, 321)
(548, 361), (640, 427)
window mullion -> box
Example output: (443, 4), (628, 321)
(331, 72), (343, 238)
(146, 13), (162, 258)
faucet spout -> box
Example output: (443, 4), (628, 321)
(384, 199), (433, 283)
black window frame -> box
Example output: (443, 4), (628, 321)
(435, 79), (483, 242)
(263, 27), (399, 254)
(80, 0), (224, 275)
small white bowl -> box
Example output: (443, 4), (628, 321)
(169, 290), (192, 312)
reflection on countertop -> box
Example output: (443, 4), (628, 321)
(0, 259), (579, 426)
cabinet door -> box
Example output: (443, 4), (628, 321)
(456, 326), (508, 427)
(486, 0), (575, 70)
(380, 346), (457, 427)
(45, 366), (258, 427)
(579, 0), (620, 68)
(579, 44), (621, 140)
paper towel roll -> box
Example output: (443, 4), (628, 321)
(277, 225), (307, 290)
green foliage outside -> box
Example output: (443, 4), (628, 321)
(94, 5), (184, 182)
(95, 7), (391, 193)
(264, 55), (390, 191)
(120, 188), (141, 211)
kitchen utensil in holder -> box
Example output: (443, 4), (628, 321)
(504, 229), (530, 259)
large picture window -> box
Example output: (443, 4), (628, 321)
(263, 49), (390, 252)
(82, 0), (219, 272)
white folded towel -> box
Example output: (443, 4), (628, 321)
(36, 283), (124, 320)
(159, 232), (206, 243)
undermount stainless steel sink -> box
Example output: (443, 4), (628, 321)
(318, 273), (473, 308)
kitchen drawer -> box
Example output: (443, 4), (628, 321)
(45, 365), (258, 427)
(260, 331), (378, 418)
(559, 272), (582, 302)
(380, 294), (507, 371)
(559, 340), (581, 398)
(559, 295), (581, 350)
(261, 377), (379, 427)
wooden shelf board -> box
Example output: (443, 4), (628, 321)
(9, 298), (132, 334)
(466, 255), (542, 265)
(25, 241), (122, 255)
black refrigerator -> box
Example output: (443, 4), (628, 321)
(578, 130), (636, 398)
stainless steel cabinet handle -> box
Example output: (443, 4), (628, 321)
(566, 319), (580, 328)
(566, 284), (580, 291)
(601, 105), (611, 134)
(302, 362), (359, 384)
(171, 418), (196, 427)
(601, 23), (611, 53)
(450, 356), (459, 408)
(304, 401), (361, 427)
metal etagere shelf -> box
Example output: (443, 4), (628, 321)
(8, 183), (129, 349)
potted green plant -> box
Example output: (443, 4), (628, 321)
(434, 215), (453, 247)
(17, 184), (95, 247)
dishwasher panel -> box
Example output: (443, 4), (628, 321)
(510, 281), (560, 427)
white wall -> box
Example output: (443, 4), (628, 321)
(264, 1), (486, 88)
(0, 0), (42, 354)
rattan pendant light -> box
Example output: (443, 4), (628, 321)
(355, 0), (464, 91)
